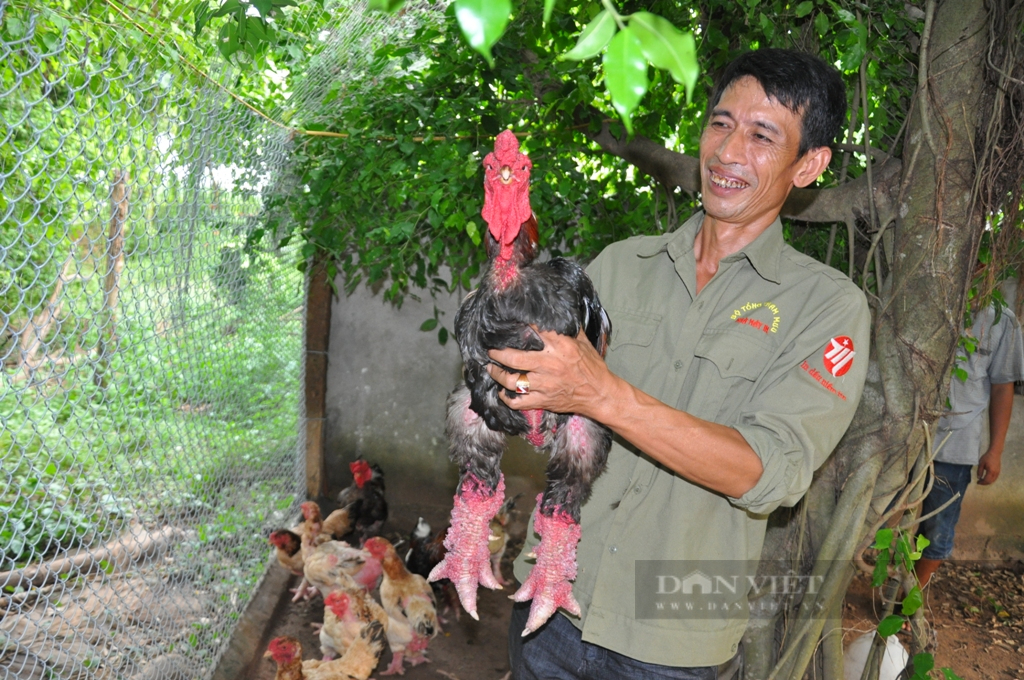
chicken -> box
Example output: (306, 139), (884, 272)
(304, 540), (383, 598)
(404, 518), (460, 622)
(320, 589), (389, 662)
(364, 537), (438, 674)
(300, 501), (353, 547)
(428, 130), (613, 635)
(269, 528), (318, 602)
(276, 502), (352, 601)
(488, 493), (522, 587)
(264, 628), (386, 680)
(336, 459), (388, 544)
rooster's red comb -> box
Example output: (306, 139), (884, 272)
(494, 129), (521, 156)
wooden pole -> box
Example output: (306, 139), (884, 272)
(304, 253), (333, 498)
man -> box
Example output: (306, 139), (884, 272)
(488, 49), (871, 678)
(915, 302), (1024, 587)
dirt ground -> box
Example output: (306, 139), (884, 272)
(842, 561), (1024, 680)
(243, 472), (541, 680)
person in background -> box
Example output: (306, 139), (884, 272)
(915, 301), (1024, 587)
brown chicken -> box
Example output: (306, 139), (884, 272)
(264, 628), (386, 680)
(364, 537), (438, 674)
(320, 589), (389, 662)
(304, 540), (383, 598)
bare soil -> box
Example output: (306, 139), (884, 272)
(842, 562), (1024, 680)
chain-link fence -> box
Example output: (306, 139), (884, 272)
(0, 1), (424, 677)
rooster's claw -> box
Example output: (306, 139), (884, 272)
(428, 475), (505, 619)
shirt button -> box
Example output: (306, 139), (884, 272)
(609, 546), (618, 554)
(633, 485), (642, 494)
(698, 301), (705, 310)
(674, 360), (683, 370)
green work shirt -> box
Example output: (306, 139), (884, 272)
(512, 211), (871, 667)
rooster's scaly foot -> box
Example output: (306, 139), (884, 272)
(428, 475), (505, 620)
(512, 498), (582, 635)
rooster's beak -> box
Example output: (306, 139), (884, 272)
(500, 166), (512, 183)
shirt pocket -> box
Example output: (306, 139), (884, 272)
(606, 308), (663, 386)
(691, 329), (773, 422)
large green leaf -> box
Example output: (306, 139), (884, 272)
(901, 585), (924, 616)
(603, 26), (648, 134)
(628, 11), (698, 97)
(877, 614), (904, 637)
(560, 10), (616, 61)
(454, 0), (511, 67)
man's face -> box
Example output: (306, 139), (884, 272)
(699, 76), (819, 228)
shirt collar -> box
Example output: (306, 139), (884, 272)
(636, 211), (784, 284)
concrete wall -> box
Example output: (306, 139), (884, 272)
(323, 279), (547, 500)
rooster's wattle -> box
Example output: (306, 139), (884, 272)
(428, 130), (612, 635)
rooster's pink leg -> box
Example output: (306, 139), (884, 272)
(512, 496), (582, 635)
(428, 474), (505, 620)
(381, 651), (405, 675)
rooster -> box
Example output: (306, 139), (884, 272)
(336, 459), (388, 543)
(264, 629), (385, 680)
(428, 130), (612, 635)
(320, 589), (389, 662)
(364, 537), (438, 674)
(304, 540), (383, 598)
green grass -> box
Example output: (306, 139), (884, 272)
(1, 210), (305, 571)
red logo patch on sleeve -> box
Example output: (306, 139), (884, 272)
(823, 336), (855, 377)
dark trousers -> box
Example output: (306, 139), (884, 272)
(508, 601), (718, 680)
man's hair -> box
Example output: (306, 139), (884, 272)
(708, 48), (846, 158)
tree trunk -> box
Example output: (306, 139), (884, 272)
(94, 169), (129, 387)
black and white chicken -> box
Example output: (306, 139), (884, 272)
(428, 130), (612, 635)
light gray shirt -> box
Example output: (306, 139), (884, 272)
(935, 304), (1024, 465)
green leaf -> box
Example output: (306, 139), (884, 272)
(877, 614), (904, 637)
(916, 534), (931, 552)
(560, 10), (616, 62)
(628, 12), (698, 97)
(871, 548), (890, 587)
(814, 11), (829, 36)
(466, 220), (481, 246)
(912, 652), (935, 678)
(953, 366), (968, 382)
(902, 585), (924, 616)
(543, 0), (557, 27)
(940, 669), (964, 680)
(454, 0), (511, 67)
(603, 27), (648, 135)
(438, 326), (449, 345)
(794, 1), (814, 18)
(420, 318), (438, 331)
(367, 0), (406, 11)
(872, 527), (894, 550)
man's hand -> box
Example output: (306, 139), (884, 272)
(485, 329), (617, 420)
(977, 450), (1002, 485)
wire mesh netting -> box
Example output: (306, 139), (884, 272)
(0, 1), (427, 677)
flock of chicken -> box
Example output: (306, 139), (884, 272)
(262, 459), (518, 679)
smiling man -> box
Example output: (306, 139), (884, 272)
(488, 49), (871, 679)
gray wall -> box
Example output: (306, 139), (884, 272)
(323, 279), (547, 501)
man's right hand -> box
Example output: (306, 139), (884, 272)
(977, 450), (1002, 485)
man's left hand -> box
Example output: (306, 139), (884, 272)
(977, 450), (1002, 485)
(486, 329), (614, 418)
